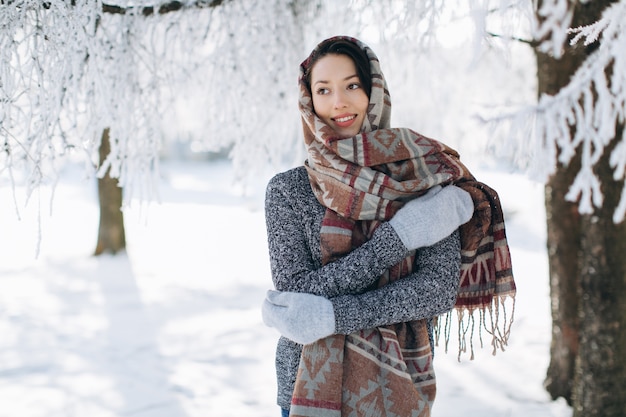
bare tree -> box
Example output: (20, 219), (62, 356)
(0, 0), (444, 254)
(1, 0), (227, 253)
(489, 0), (626, 414)
(1, 0), (311, 253)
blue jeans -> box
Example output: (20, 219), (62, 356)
(281, 408), (289, 417)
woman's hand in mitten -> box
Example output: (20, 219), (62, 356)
(262, 290), (335, 345)
(388, 185), (473, 250)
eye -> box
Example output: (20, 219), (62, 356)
(347, 83), (361, 91)
(316, 87), (330, 95)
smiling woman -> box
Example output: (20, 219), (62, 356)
(302, 38), (372, 139)
(308, 54), (369, 139)
(260, 36), (515, 417)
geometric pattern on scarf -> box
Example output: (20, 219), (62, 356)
(291, 323), (436, 417)
(289, 36), (516, 417)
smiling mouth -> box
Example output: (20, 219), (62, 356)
(333, 115), (356, 123)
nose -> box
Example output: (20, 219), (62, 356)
(333, 90), (348, 109)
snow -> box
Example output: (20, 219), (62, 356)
(0, 159), (572, 417)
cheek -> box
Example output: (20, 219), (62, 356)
(311, 96), (329, 118)
(311, 95), (319, 113)
(358, 95), (370, 114)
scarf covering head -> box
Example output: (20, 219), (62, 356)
(290, 36), (516, 417)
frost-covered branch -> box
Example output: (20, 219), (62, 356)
(532, 0), (575, 57)
(0, 0), (225, 205)
(1, 0), (475, 211)
(101, 0), (226, 16)
(485, 30), (536, 46)
(488, 0), (626, 222)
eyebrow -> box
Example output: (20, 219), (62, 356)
(313, 74), (359, 86)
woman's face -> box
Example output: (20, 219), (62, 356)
(310, 54), (369, 139)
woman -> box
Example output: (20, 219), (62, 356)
(262, 36), (515, 417)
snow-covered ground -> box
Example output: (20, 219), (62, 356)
(0, 159), (571, 417)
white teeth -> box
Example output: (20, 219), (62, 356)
(335, 115), (355, 123)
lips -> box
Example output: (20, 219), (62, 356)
(332, 114), (357, 128)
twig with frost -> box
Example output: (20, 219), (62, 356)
(486, 0), (626, 222)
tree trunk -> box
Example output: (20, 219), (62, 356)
(94, 127), (126, 255)
(574, 123), (626, 416)
(536, 37), (586, 407)
(536, 1), (626, 414)
(543, 153), (581, 404)
(535, 13), (586, 405)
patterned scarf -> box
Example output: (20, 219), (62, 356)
(289, 36), (516, 417)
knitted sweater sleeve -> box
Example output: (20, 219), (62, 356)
(265, 169), (409, 299)
(331, 230), (462, 335)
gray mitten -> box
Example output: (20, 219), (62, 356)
(388, 185), (473, 250)
(262, 290), (335, 345)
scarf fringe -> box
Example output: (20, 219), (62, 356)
(435, 294), (516, 361)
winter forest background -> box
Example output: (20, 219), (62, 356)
(2, 0), (626, 416)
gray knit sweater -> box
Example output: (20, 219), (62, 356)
(264, 166), (461, 409)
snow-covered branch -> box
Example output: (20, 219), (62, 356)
(489, 0), (626, 222)
(101, 0), (226, 16)
(532, 0), (575, 58)
(1, 0), (492, 210)
(0, 0), (226, 205)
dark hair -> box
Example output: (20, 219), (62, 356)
(304, 38), (372, 98)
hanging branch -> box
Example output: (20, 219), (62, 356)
(102, 0), (227, 16)
(533, 0), (575, 58)
(486, 31), (538, 47)
(486, 0), (626, 222)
